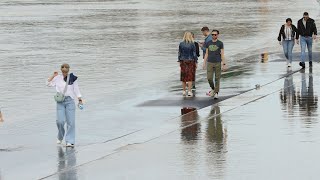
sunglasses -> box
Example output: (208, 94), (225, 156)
(212, 34), (218, 36)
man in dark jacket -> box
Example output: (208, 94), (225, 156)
(297, 12), (317, 68)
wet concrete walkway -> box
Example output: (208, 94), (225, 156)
(1, 54), (320, 180)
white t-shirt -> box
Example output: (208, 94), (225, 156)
(46, 74), (81, 100)
(303, 19), (307, 28)
(284, 26), (292, 40)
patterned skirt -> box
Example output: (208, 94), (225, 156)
(180, 60), (196, 82)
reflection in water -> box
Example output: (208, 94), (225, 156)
(181, 107), (200, 142)
(180, 107), (200, 142)
(57, 147), (78, 180)
(280, 68), (318, 123)
(297, 68), (318, 122)
(206, 105), (227, 179)
(206, 106), (227, 147)
(298, 68), (318, 116)
(280, 68), (297, 114)
(180, 107), (200, 178)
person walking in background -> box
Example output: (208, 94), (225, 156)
(199, 27), (213, 58)
(203, 30), (227, 99)
(278, 18), (298, 67)
(297, 12), (317, 68)
(191, 32), (200, 90)
(192, 32), (201, 58)
(178, 32), (198, 97)
(46, 63), (83, 147)
(0, 108), (3, 122)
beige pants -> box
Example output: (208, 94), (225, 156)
(207, 62), (221, 93)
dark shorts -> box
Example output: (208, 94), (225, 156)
(180, 60), (196, 82)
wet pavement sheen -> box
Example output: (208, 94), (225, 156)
(1, 0), (320, 180)
(45, 63), (320, 180)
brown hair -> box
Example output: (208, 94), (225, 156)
(201, 27), (209, 31)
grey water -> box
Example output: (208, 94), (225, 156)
(0, 0), (318, 125)
(0, 0), (320, 179)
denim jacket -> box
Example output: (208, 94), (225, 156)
(178, 41), (198, 63)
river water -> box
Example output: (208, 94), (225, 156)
(0, 0), (320, 179)
(0, 0), (319, 125)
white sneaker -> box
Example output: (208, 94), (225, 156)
(187, 91), (193, 97)
(57, 139), (62, 144)
(66, 143), (75, 147)
(182, 91), (186, 96)
(214, 93), (219, 99)
(288, 63), (292, 67)
(210, 90), (215, 97)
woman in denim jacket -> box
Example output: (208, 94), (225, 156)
(178, 32), (198, 97)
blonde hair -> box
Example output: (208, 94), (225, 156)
(182, 32), (194, 43)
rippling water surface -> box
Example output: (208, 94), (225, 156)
(0, 0), (319, 124)
(1, 0), (320, 179)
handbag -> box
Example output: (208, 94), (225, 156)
(54, 74), (70, 103)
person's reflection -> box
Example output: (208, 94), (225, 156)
(206, 105), (227, 152)
(57, 146), (78, 180)
(206, 105), (227, 178)
(297, 68), (318, 118)
(280, 68), (297, 114)
(0, 108), (4, 122)
(180, 107), (201, 177)
(180, 107), (200, 141)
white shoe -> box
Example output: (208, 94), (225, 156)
(57, 139), (62, 144)
(214, 93), (219, 99)
(288, 63), (292, 67)
(66, 143), (75, 147)
(209, 90), (215, 97)
(187, 91), (193, 97)
(182, 91), (186, 96)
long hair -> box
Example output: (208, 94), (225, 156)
(182, 32), (194, 43)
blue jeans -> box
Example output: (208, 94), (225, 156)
(300, 36), (313, 63)
(56, 96), (76, 144)
(282, 40), (294, 63)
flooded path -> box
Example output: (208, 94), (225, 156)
(0, 0), (320, 179)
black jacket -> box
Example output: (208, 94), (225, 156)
(194, 42), (200, 57)
(278, 24), (298, 41)
(297, 18), (317, 37)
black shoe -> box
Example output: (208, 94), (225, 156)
(309, 61), (313, 67)
(299, 62), (305, 69)
(66, 143), (75, 147)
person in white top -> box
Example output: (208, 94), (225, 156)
(46, 63), (83, 147)
(277, 18), (298, 67)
